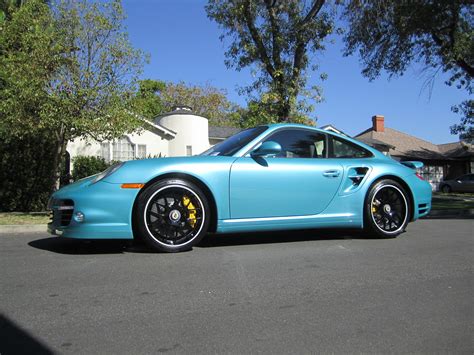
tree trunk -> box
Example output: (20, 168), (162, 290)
(49, 125), (67, 196)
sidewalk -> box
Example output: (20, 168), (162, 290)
(0, 224), (46, 234)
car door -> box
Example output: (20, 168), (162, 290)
(458, 174), (474, 192)
(466, 174), (474, 193)
(229, 128), (343, 219)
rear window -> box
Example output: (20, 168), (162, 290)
(329, 136), (372, 158)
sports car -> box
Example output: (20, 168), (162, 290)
(48, 124), (432, 252)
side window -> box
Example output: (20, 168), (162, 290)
(263, 129), (327, 158)
(329, 136), (372, 158)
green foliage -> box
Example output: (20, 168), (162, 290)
(0, 131), (58, 212)
(72, 156), (110, 181)
(234, 93), (316, 128)
(132, 79), (240, 127)
(0, 0), (63, 137)
(160, 81), (239, 126)
(343, 0), (473, 139)
(0, 0), (147, 196)
(206, 0), (335, 121)
(450, 99), (473, 142)
(132, 79), (166, 119)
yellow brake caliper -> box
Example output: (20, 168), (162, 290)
(183, 196), (197, 227)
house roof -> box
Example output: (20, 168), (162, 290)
(355, 126), (474, 160)
(153, 106), (205, 121)
(209, 126), (241, 139)
(141, 118), (176, 138)
(355, 136), (395, 150)
(355, 127), (445, 159)
(320, 124), (349, 136)
(438, 141), (474, 158)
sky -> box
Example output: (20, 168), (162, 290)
(122, 0), (469, 144)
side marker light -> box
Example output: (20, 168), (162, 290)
(121, 183), (145, 189)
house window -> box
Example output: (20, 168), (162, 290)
(420, 165), (443, 190)
(186, 145), (193, 156)
(100, 142), (110, 162)
(113, 136), (135, 161)
(137, 144), (147, 159)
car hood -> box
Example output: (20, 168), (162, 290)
(102, 155), (237, 184)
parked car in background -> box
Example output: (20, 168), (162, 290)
(439, 174), (474, 193)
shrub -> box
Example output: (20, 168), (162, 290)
(0, 131), (58, 212)
(72, 156), (110, 181)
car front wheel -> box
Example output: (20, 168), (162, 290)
(135, 179), (210, 252)
(364, 179), (411, 238)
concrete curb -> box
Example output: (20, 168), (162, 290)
(0, 224), (47, 234)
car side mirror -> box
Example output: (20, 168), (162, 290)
(251, 141), (282, 157)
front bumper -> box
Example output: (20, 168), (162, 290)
(48, 178), (139, 239)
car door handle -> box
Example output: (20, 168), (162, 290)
(323, 170), (341, 178)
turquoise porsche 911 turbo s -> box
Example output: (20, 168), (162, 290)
(48, 124), (432, 252)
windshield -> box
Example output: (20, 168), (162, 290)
(200, 126), (268, 156)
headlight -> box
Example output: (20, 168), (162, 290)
(91, 162), (125, 184)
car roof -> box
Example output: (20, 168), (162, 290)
(238, 123), (385, 159)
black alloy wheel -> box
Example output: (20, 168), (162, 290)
(135, 179), (210, 252)
(365, 179), (410, 238)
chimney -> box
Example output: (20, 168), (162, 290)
(372, 115), (384, 132)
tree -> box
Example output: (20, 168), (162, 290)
(450, 100), (473, 142)
(132, 79), (240, 127)
(0, 0), (146, 192)
(132, 79), (166, 119)
(343, 0), (473, 140)
(160, 81), (239, 126)
(206, 0), (335, 122)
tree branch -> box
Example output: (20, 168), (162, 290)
(243, 0), (275, 78)
(264, 0), (282, 72)
(431, 32), (474, 78)
(291, 1), (326, 91)
(302, 0), (325, 25)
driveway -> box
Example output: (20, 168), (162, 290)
(0, 219), (472, 354)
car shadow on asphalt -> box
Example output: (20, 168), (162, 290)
(28, 237), (150, 255)
(28, 229), (375, 255)
(198, 228), (374, 249)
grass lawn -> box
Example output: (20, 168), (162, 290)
(434, 192), (474, 198)
(0, 213), (50, 225)
(431, 200), (474, 210)
(431, 192), (474, 211)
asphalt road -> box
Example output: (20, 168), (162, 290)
(1, 219), (473, 354)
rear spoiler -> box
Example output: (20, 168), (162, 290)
(400, 161), (423, 169)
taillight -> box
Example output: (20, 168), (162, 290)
(415, 173), (424, 180)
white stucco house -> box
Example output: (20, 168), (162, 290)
(66, 106), (241, 173)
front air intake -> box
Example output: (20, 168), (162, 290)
(50, 199), (75, 226)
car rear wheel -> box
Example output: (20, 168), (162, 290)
(441, 185), (451, 193)
(364, 179), (411, 238)
(135, 179), (210, 252)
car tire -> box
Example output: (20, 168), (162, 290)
(441, 185), (451, 193)
(135, 179), (210, 252)
(364, 179), (411, 238)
